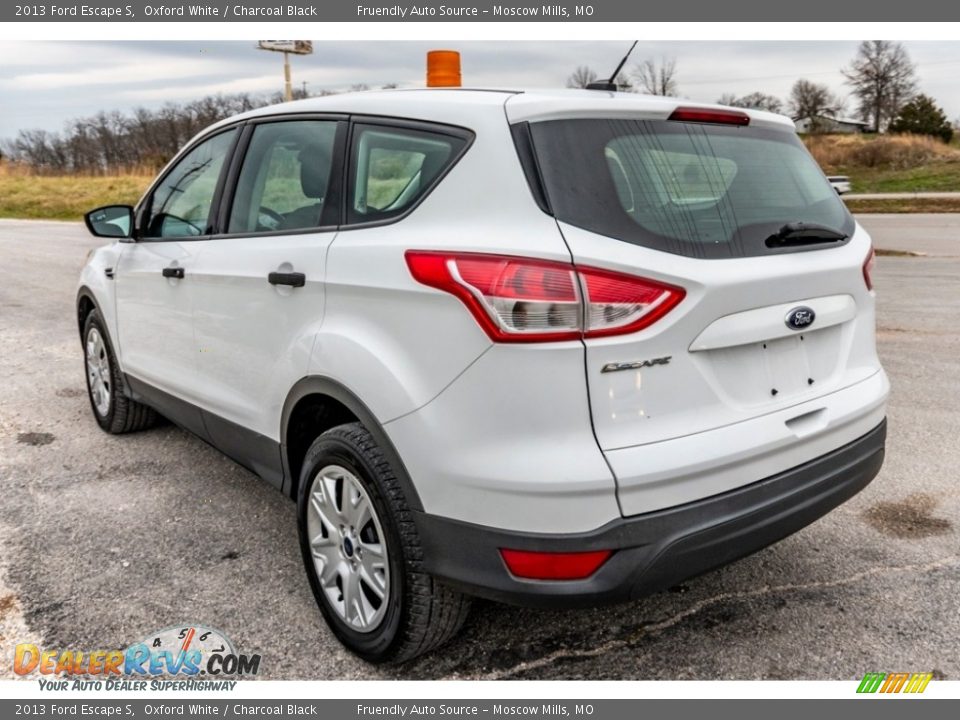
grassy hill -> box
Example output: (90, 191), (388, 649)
(803, 133), (960, 193)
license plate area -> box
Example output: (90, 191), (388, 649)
(698, 325), (844, 409)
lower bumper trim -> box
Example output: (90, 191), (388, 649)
(413, 419), (886, 608)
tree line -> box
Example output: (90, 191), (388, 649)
(1, 80), (402, 174)
(567, 41), (955, 143)
(2, 94), (269, 173)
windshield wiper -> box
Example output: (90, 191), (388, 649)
(765, 222), (848, 248)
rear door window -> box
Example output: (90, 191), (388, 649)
(227, 120), (340, 234)
(529, 118), (854, 258)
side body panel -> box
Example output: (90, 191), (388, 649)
(189, 232), (334, 442)
(113, 241), (203, 404)
(316, 104), (619, 532)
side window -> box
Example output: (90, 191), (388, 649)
(228, 120), (339, 234)
(347, 124), (468, 224)
(144, 129), (236, 239)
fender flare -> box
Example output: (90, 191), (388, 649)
(280, 376), (424, 511)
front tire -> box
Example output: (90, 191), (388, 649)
(83, 310), (157, 434)
(297, 423), (471, 663)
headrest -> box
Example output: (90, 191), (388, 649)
(299, 143), (331, 199)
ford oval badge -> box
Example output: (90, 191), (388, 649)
(785, 306), (816, 331)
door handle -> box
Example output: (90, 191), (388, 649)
(162, 267), (185, 279)
(268, 271), (306, 288)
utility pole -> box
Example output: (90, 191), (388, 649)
(283, 51), (292, 102)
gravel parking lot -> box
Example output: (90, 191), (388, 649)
(1, 215), (957, 681)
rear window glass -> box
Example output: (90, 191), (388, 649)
(528, 118), (854, 258)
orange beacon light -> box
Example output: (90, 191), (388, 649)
(427, 50), (462, 87)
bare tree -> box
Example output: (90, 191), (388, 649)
(4, 92), (274, 173)
(613, 73), (635, 92)
(788, 79), (844, 132)
(842, 40), (917, 133)
(566, 65), (599, 89)
(633, 57), (678, 96)
(720, 91), (783, 114)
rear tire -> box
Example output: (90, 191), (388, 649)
(83, 310), (157, 434)
(297, 422), (471, 663)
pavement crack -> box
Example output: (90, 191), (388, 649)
(472, 554), (960, 680)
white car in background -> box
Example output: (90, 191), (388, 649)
(77, 89), (888, 662)
(828, 175), (853, 194)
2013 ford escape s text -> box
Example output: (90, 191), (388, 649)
(77, 89), (889, 663)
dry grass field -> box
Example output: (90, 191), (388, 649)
(0, 163), (151, 220)
(3, 133), (960, 221)
(803, 133), (960, 194)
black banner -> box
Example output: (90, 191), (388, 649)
(0, 700), (958, 719)
(5, 0), (960, 22)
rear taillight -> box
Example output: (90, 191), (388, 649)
(579, 265), (686, 338)
(405, 251), (685, 343)
(500, 548), (613, 580)
(863, 246), (876, 291)
(669, 107), (750, 126)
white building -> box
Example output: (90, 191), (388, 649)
(795, 115), (870, 134)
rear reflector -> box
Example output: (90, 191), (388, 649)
(863, 246), (876, 291)
(669, 107), (750, 126)
(500, 549), (613, 580)
(405, 251), (685, 342)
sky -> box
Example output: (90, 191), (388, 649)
(2, 40), (960, 140)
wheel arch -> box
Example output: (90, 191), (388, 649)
(76, 287), (101, 342)
(281, 376), (424, 511)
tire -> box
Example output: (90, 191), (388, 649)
(297, 422), (471, 663)
(83, 309), (157, 434)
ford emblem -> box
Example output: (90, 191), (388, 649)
(785, 306), (816, 330)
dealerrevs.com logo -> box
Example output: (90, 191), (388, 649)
(13, 625), (261, 691)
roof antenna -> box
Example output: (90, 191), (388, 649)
(586, 40), (638, 92)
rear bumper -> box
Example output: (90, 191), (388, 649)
(414, 419), (886, 608)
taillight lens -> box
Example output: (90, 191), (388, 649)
(580, 265), (686, 338)
(500, 548), (613, 580)
(863, 246), (876, 291)
(405, 251), (685, 343)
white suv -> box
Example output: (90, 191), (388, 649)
(78, 89), (888, 663)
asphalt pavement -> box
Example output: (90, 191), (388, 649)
(0, 215), (957, 681)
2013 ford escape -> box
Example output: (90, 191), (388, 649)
(77, 89), (888, 663)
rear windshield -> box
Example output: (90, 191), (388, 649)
(527, 118), (854, 259)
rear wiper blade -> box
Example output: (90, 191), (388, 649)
(765, 222), (848, 248)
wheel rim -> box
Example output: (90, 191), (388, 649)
(306, 464), (390, 632)
(85, 327), (111, 417)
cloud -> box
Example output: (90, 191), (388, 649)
(2, 57), (236, 91)
(3, 40), (960, 139)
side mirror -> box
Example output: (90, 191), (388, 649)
(84, 205), (134, 240)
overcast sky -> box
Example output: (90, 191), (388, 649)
(2, 40), (960, 140)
